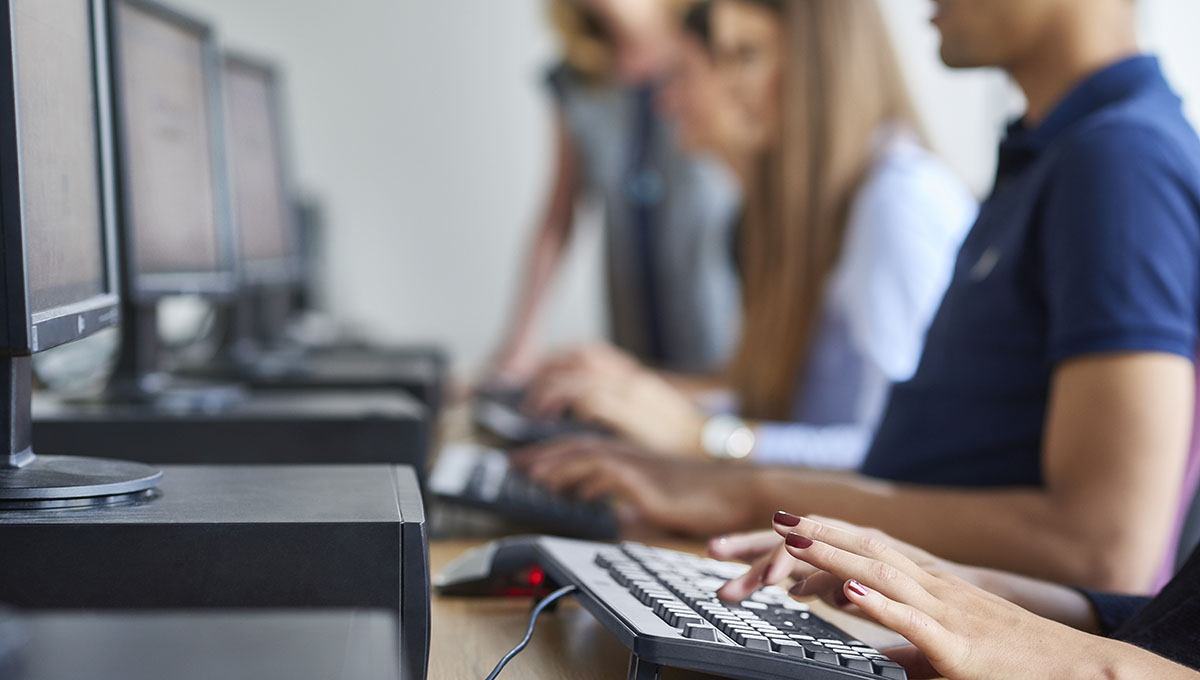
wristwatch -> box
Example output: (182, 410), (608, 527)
(700, 415), (756, 461)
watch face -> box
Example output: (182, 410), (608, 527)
(727, 426), (756, 459)
(702, 416), (755, 460)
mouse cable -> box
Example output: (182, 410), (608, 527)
(483, 584), (579, 680)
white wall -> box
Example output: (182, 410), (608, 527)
(169, 0), (603, 373)
(165, 0), (1200, 373)
(1141, 0), (1200, 127)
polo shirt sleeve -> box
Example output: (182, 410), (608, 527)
(1041, 123), (1200, 364)
(1074, 588), (1152, 636)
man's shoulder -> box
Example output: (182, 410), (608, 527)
(1052, 96), (1200, 183)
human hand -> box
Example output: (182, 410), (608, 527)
(523, 342), (642, 417)
(525, 344), (708, 457)
(715, 513), (962, 611)
(488, 340), (542, 386)
(511, 437), (760, 536)
(722, 515), (1112, 680)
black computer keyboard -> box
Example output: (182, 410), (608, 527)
(473, 385), (606, 445)
(428, 444), (619, 540)
(438, 536), (907, 679)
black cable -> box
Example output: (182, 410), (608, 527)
(483, 585), (578, 680)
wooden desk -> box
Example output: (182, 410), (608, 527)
(428, 539), (909, 680)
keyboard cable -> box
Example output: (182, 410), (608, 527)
(483, 584), (579, 680)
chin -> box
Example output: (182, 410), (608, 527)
(938, 42), (980, 70)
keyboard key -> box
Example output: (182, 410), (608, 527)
(683, 623), (717, 641)
(839, 654), (874, 672)
(771, 639), (806, 657)
(738, 634), (772, 651)
(852, 646), (879, 656)
(809, 649), (840, 666)
(873, 660), (907, 679)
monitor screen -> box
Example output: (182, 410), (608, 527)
(14, 0), (108, 316)
(113, 0), (222, 278)
(224, 58), (294, 270)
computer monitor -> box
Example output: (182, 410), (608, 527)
(0, 0), (161, 506)
(222, 54), (300, 287)
(105, 0), (239, 396)
(220, 53), (304, 355)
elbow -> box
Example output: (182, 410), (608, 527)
(1060, 536), (1161, 594)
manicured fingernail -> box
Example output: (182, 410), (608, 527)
(774, 511), (801, 527)
(846, 580), (869, 597)
(785, 533), (813, 549)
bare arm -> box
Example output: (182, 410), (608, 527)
(490, 111), (580, 380)
(745, 353), (1193, 591)
(714, 516), (1106, 634)
(656, 371), (730, 399)
(519, 353), (1194, 591)
(714, 516), (1200, 680)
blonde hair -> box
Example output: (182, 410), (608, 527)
(546, 0), (701, 82)
(729, 0), (927, 420)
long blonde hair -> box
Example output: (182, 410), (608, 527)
(729, 0), (927, 420)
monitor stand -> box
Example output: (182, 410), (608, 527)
(1, 356), (161, 510)
(95, 301), (247, 412)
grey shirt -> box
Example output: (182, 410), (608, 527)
(548, 64), (741, 373)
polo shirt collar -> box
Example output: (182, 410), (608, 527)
(997, 55), (1168, 180)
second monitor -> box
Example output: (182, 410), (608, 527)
(188, 51), (447, 415)
(104, 0), (241, 404)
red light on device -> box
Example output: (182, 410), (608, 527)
(528, 566), (545, 586)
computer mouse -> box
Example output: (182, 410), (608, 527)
(434, 536), (549, 597)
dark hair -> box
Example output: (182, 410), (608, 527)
(728, 0), (783, 13)
(682, 1), (714, 49)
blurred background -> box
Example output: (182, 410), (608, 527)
(165, 0), (1200, 373)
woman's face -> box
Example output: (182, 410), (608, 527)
(712, 0), (784, 155)
(657, 34), (740, 154)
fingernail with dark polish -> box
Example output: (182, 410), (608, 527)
(785, 533), (813, 549)
(846, 580), (869, 597)
(774, 511), (801, 527)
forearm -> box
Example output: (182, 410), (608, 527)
(497, 115), (578, 355)
(747, 469), (1158, 590)
(1084, 637), (1200, 680)
(657, 372), (729, 401)
(500, 220), (571, 350)
(970, 566), (1102, 633)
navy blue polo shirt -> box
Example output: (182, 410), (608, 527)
(860, 56), (1200, 486)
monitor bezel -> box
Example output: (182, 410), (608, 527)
(0, 0), (122, 356)
(222, 51), (303, 288)
(106, 0), (240, 303)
